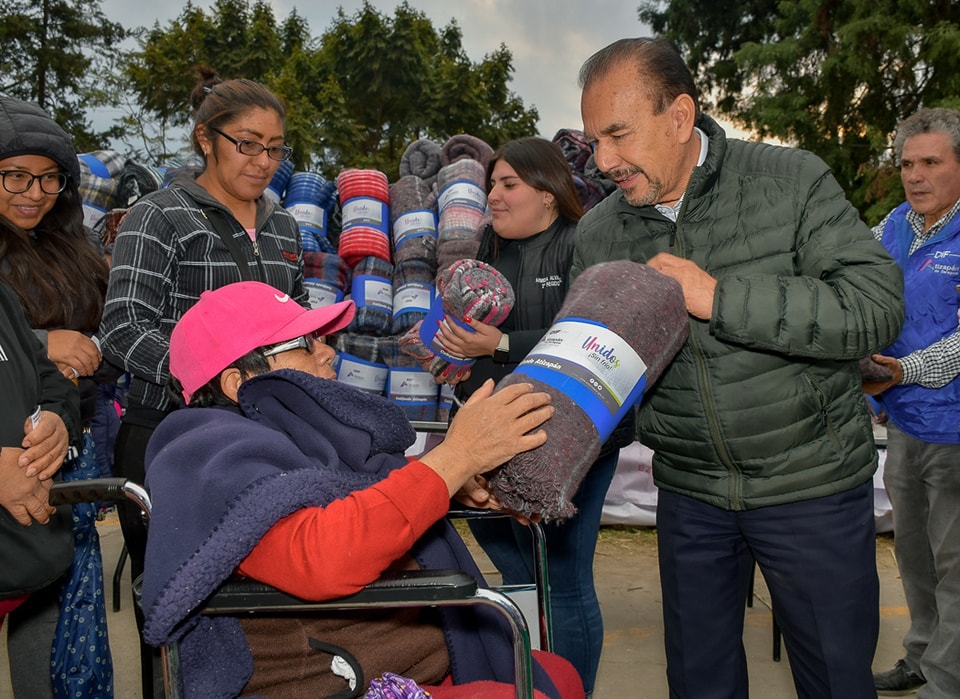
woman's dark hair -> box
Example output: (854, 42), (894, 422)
(188, 65), (288, 160)
(0, 180), (109, 330)
(168, 347), (272, 408)
(485, 137), (584, 226)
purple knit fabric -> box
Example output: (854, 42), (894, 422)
(488, 260), (690, 520)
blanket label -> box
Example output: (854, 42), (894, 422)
(438, 180), (486, 212)
(351, 274), (393, 312)
(514, 318), (647, 438)
(336, 353), (388, 395)
(342, 197), (388, 234)
(393, 209), (438, 245)
(393, 282), (434, 317)
(388, 369), (440, 404)
(304, 278), (344, 307)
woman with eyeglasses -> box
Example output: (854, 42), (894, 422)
(0, 95), (109, 699)
(98, 66), (308, 641)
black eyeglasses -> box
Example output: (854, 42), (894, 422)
(0, 170), (68, 195)
(262, 334), (316, 358)
(209, 126), (294, 162)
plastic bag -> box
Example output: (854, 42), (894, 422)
(365, 672), (432, 698)
(51, 431), (114, 698)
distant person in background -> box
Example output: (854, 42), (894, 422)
(433, 137), (633, 697)
(866, 107), (960, 698)
(0, 94), (107, 699)
(573, 37), (903, 697)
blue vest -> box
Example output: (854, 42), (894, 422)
(879, 202), (960, 444)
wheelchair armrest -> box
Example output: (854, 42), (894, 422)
(203, 569), (479, 614)
(49, 477), (152, 515)
(49, 477), (129, 505)
(408, 420), (449, 433)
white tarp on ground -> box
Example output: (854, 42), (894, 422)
(601, 441), (894, 533)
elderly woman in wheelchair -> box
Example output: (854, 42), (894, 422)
(136, 281), (582, 699)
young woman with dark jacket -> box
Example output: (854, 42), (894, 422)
(434, 137), (626, 697)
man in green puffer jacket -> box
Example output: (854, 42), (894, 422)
(574, 37), (904, 698)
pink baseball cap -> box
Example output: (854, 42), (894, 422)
(170, 281), (355, 403)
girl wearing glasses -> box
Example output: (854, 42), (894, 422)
(98, 67), (307, 607)
(0, 95), (110, 698)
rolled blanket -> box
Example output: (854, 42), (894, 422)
(399, 138), (443, 182)
(287, 171), (338, 253)
(583, 154), (617, 197)
(335, 332), (384, 364)
(303, 251), (351, 308)
(487, 260), (690, 521)
(335, 350), (389, 396)
(347, 256), (394, 336)
(440, 134), (494, 170)
(381, 336), (440, 422)
(436, 239), (480, 272)
(400, 259), (514, 382)
(78, 149), (126, 178)
(264, 159), (295, 204)
(392, 259), (436, 335)
(435, 160), (486, 285)
(116, 159), (166, 207)
(78, 150), (126, 228)
(337, 169), (391, 266)
(389, 175), (439, 266)
(573, 174), (609, 212)
(552, 128), (593, 174)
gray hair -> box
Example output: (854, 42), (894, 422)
(893, 107), (960, 163)
(578, 37), (699, 117)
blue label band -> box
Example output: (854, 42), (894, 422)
(512, 318), (649, 438)
(418, 295), (475, 366)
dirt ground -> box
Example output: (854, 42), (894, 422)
(1, 519), (906, 698)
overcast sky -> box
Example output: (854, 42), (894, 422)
(100, 0), (651, 142)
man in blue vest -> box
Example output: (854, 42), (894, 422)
(867, 107), (960, 698)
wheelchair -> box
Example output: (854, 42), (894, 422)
(50, 476), (557, 698)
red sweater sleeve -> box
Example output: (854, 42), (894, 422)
(236, 461), (450, 600)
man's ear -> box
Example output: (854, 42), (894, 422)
(219, 367), (243, 403)
(672, 94), (697, 144)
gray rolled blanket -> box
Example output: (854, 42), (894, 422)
(487, 260), (690, 520)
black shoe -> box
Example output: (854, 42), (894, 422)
(874, 659), (926, 696)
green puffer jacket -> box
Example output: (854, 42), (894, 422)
(572, 115), (904, 510)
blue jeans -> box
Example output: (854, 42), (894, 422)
(468, 449), (620, 695)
